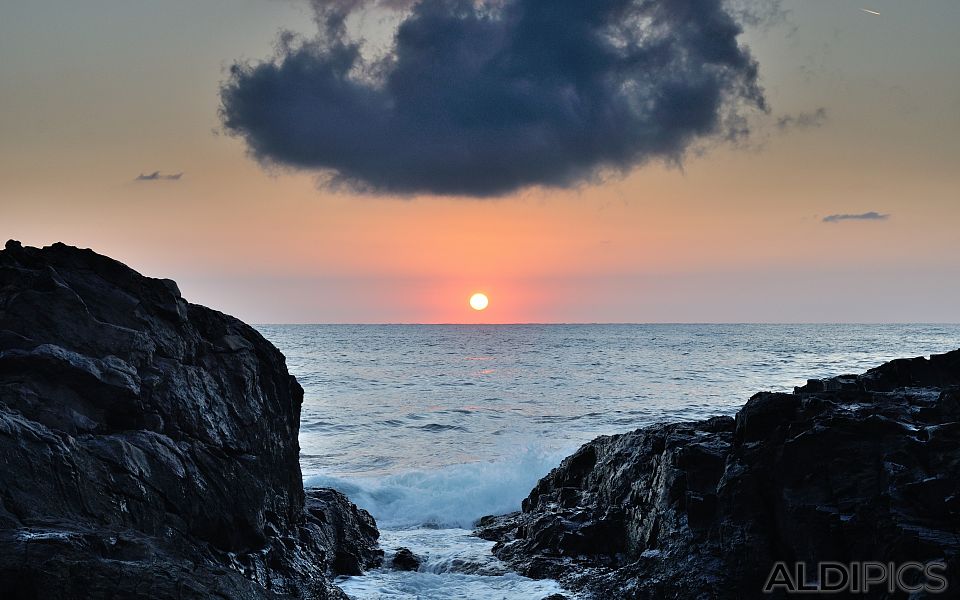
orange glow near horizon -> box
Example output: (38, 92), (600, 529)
(8, 167), (959, 324)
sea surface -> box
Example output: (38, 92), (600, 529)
(257, 324), (960, 599)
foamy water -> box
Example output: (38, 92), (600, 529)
(334, 528), (567, 599)
(304, 448), (567, 529)
(260, 324), (960, 598)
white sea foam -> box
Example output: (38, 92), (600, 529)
(380, 528), (508, 576)
(307, 450), (577, 598)
(337, 569), (568, 600)
(337, 528), (570, 600)
(304, 447), (569, 529)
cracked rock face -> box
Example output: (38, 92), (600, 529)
(477, 351), (960, 599)
(0, 240), (381, 599)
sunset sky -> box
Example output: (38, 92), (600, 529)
(2, 0), (958, 323)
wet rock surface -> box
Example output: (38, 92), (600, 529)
(478, 350), (960, 599)
(391, 547), (422, 571)
(0, 241), (381, 599)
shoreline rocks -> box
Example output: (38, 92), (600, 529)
(0, 241), (381, 598)
(478, 350), (960, 598)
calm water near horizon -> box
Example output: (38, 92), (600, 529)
(257, 324), (960, 599)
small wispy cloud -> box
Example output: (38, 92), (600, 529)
(777, 108), (828, 131)
(135, 171), (183, 181)
(822, 211), (889, 223)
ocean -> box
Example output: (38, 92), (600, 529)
(257, 324), (960, 599)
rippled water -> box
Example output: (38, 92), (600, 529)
(258, 324), (960, 598)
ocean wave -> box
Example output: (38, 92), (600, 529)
(303, 447), (569, 529)
(414, 423), (467, 432)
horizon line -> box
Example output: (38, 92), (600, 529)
(253, 321), (960, 326)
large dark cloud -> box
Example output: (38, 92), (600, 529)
(220, 0), (766, 196)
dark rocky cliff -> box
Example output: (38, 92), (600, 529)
(0, 240), (381, 599)
(478, 350), (960, 598)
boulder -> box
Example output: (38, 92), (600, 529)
(0, 240), (381, 598)
(391, 547), (422, 571)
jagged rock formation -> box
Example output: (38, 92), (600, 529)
(0, 240), (381, 599)
(478, 350), (960, 598)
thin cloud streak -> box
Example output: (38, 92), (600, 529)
(777, 107), (827, 131)
(135, 171), (183, 181)
(822, 211), (889, 223)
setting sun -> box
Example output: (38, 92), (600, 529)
(469, 292), (489, 311)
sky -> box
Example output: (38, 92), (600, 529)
(2, 0), (958, 323)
